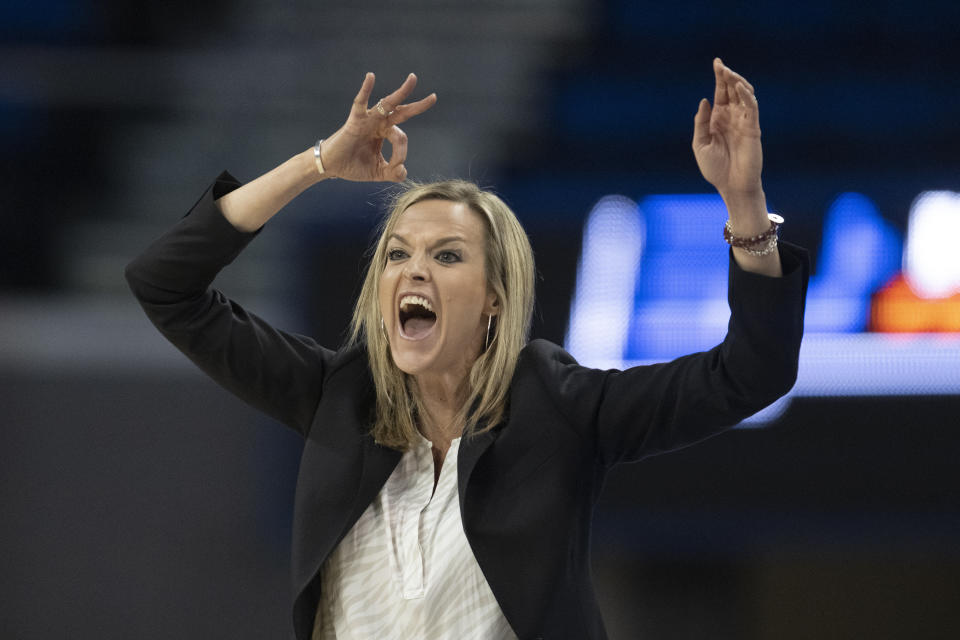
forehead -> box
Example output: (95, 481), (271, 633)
(392, 199), (486, 242)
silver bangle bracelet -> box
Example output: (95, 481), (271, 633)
(313, 138), (327, 176)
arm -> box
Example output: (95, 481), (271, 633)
(125, 73), (436, 434)
(125, 176), (332, 433)
(539, 60), (807, 465)
(693, 58), (781, 277)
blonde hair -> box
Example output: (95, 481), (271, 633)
(348, 180), (535, 451)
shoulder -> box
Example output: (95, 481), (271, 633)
(513, 339), (611, 412)
(325, 342), (370, 382)
(518, 338), (579, 367)
(303, 343), (375, 438)
(515, 339), (578, 386)
(505, 340), (610, 454)
(517, 338), (609, 382)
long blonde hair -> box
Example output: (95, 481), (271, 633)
(348, 180), (535, 451)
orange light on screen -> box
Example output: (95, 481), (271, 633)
(869, 274), (960, 332)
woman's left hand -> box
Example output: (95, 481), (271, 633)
(693, 59), (781, 276)
(692, 58), (763, 204)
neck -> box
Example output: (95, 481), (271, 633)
(414, 369), (468, 444)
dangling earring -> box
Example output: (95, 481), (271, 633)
(485, 314), (493, 351)
(381, 317), (386, 336)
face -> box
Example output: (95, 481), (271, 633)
(378, 199), (498, 379)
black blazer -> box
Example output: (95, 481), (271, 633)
(125, 173), (809, 640)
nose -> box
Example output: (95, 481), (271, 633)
(403, 251), (430, 282)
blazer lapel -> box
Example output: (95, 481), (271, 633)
(457, 426), (500, 507)
(350, 435), (402, 523)
(293, 433), (400, 599)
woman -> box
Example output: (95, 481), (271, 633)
(126, 60), (808, 639)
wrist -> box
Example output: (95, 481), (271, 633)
(720, 186), (765, 210)
(721, 188), (768, 235)
(298, 147), (330, 185)
(312, 138), (336, 182)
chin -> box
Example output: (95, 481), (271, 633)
(389, 345), (437, 376)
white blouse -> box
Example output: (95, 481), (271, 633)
(314, 433), (518, 640)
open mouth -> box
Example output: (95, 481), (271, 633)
(398, 295), (438, 340)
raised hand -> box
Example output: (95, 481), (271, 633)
(692, 58), (762, 202)
(691, 59), (781, 276)
(320, 72), (437, 182)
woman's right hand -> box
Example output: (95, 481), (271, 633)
(216, 73), (435, 231)
(320, 72), (437, 182)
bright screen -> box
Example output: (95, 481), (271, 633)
(565, 190), (960, 424)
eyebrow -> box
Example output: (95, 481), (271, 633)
(388, 233), (467, 249)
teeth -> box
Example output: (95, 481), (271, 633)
(400, 295), (433, 312)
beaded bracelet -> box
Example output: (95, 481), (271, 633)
(724, 213), (783, 255)
(738, 235), (779, 256)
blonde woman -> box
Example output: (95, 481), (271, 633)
(126, 61), (808, 640)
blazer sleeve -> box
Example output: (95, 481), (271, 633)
(533, 242), (809, 467)
(124, 172), (332, 436)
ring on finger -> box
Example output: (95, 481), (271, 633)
(375, 99), (394, 117)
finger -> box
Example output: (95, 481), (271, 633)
(720, 63), (755, 95)
(384, 125), (409, 181)
(389, 93), (438, 124)
(692, 98), (712, 150)
(352, 72), (376, 115)
(719, 59), (737, 107)
(378, 73), (419, 114)
(713, 57), (727, 106)
(735, 82), (759, 122)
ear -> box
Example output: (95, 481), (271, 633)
(483, 291), (500, 317)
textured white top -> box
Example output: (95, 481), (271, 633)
(314, 433), (518, 640)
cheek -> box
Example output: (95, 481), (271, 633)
(377, 270), (396, 316)
(443, 275), (489, 329)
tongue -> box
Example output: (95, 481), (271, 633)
(404, 316), (436, 339)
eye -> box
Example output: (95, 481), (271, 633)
(387, 248), (408, 261)
(435, 250), (462, 264)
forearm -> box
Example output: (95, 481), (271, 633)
(217, 147), (327, 232)
(722, 189), (783, 278)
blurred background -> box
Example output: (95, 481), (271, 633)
(2, 0), (959, 638)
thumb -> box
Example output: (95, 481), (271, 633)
(692, 98), (711, 151)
